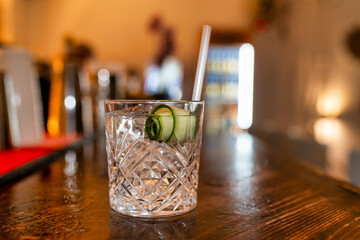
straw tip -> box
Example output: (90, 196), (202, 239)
(203, 25), (212, 30)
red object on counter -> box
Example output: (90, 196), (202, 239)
(0, 134), (81, 176)
(0, 149), (51, 175)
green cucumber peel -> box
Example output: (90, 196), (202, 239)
(145, 104), (198, 143)
(145, 116), (161, 140)
(145, 104), (175, 142)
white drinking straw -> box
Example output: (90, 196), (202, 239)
(192, 25), (211, 101)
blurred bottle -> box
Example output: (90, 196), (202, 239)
(126, 68), (142, 99)
(0, 72), (10, 149)
(0, 47), (44, 147)
(36, 61), (52, 133)
(47, 36), (95, 137)
(144, 15), (183, 100)
(63, 62), (84, 133)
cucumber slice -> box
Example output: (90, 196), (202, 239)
(167, 107), (189, 142)
(145, 105), (174, 142)
(145, 104), (198, 143)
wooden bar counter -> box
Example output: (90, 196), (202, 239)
(1, 132), (360, 239)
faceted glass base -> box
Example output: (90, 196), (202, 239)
(110, 202), (196, 218)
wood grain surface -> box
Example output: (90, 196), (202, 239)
(1, 132), (360, 239)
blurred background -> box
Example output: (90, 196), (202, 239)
(1, 0), (360, 185)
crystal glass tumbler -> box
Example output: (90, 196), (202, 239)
(105, 100), (204, 217)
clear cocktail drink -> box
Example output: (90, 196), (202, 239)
(105, 100), (204, 217)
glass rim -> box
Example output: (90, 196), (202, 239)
(104, 99), (204, 105)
